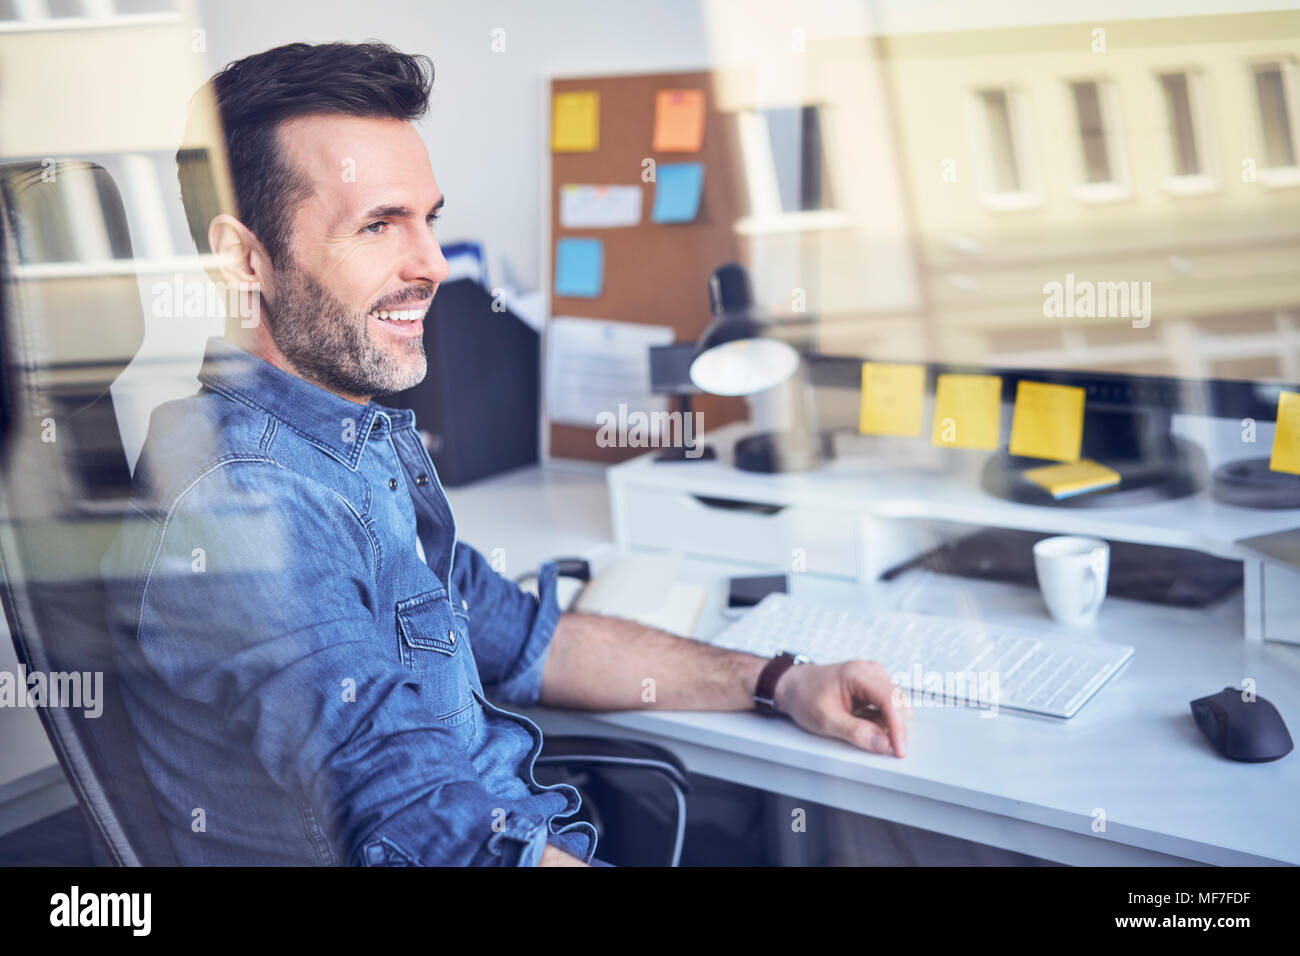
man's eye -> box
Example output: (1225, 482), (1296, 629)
(363, 220), (388, 235)
(427, 213), (441, 228)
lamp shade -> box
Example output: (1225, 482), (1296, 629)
(688, 311), (800, 396)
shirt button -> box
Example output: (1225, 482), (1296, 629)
(447, 630), (456, 643)
(461, 599), (468, 611)
(388, 478), (398, 491)
(415, 473), (429, 487)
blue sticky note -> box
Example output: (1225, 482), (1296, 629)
(652, 162), (704, 223)
(554, 238), (604, 298)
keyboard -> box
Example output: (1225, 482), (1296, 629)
(713, 594), (1134, 718)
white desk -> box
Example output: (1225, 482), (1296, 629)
(447, 459), (1300, 867)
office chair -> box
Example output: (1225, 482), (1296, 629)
(0, 160), (690, 867)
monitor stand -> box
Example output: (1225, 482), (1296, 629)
(981, 407), (1208, 507)
(1210, 458), (1300, 509)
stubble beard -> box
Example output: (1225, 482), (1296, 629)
(266, 255), (428, 400)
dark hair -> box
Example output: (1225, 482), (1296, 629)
(178, 41), (434, 267)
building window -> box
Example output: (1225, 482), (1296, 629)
(1252, 60), (1300, 186)
(1158, 71), (1216, 194)
(761, 105), (834, 213)
(1073, 81), (1111, 183)
(1162, 73), (1200, 175)
(971, 87), (1038, 210)
(735, 105), (848, 234)
(1069, 80), (1129, 202)
(980, 90), (1020, 192)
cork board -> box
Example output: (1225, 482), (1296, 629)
(547, 70), (747, 462)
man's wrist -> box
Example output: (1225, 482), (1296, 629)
(753, 651), (809, 716)
(538, 843), (588, 867)
(771, 661), (801, 714)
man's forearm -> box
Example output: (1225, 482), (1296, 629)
(538, 612), (765, 711)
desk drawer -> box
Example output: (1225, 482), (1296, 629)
(620, 486), (860, 578)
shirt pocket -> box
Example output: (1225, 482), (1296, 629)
(396, 588), (474, 721)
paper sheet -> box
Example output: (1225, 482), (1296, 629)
(560, 184), (642, 228)
(1008, 380), (1086, 462)
(1022, 460), (1120, 498)
(652, 89), (706, 152)
(651, 162), (704, 223)
(859, 362), (925, 436)
(554, 238), (604, 298)
(546, 316), (674, 427)
(1270, 391), (1300, 475)
(551, 91), (600, 152)
(932, 373), (1002, 449)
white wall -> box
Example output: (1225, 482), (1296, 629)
(193, 0), (713, 292)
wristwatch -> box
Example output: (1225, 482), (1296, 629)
(754, 651), (811, 717)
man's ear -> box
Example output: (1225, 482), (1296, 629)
(209, 214), (273, 335)
(208, 214), (272, 289)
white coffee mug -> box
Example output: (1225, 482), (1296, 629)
(1032, 536), (1110, 626)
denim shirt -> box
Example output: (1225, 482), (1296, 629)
(100, 337), (596, 866)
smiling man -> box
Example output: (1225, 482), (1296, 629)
(101, 41), (908, 868)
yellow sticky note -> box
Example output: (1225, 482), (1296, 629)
(1269, 391), (1300, 475)
(859, 363), (925, 436)
(1009, 381), (1086, 462)
(932, 373), (1002, 449)
(552, 91), (599, 152)
(652, 89), (706, 152)
(1023, 460), (1121, 499)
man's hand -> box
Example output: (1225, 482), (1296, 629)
(538, 844), (588, 866)
(772, 661), (911, 757)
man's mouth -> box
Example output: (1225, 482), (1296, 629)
(367, 307), (425, 323)
(367, 304), (428, 339)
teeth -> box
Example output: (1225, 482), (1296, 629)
(370, 309), (422, 322)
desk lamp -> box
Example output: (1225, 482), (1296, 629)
(689, 264), (825, 473)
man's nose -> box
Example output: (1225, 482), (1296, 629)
(406, 223), (451, 289)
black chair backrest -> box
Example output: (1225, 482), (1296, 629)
(0, 159), (178, 865)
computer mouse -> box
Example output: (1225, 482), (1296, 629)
(1190, 687), (1293, 762)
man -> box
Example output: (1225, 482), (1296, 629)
(102, 41), (908, 867)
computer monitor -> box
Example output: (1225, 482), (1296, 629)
(727, 8), (1300, 508)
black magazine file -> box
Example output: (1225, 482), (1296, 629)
(381, 278), (539, 487)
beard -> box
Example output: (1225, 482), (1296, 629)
(265, 254), (429, 399)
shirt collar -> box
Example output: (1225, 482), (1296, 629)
(196, 336), (415, 471)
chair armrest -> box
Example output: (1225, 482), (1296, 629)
(536, 735), (691, 794)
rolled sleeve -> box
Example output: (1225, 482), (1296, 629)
(451, 543), (562, 707)
(486, 812), (550, 867)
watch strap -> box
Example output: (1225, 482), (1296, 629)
(754, 651), (808, 716)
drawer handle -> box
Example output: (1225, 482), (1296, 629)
(690, 494), (786, 516)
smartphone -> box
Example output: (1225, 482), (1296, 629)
(725, 574), (790, 618)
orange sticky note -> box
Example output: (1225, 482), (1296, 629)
(652, 89), (705, 152)
(859, 362), (925, 436)
(1008, 380), (1086, 462)
(932, 374), (1002, 449)
(552, 91), (599, 152)
(1270, 391), (1300, 475)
